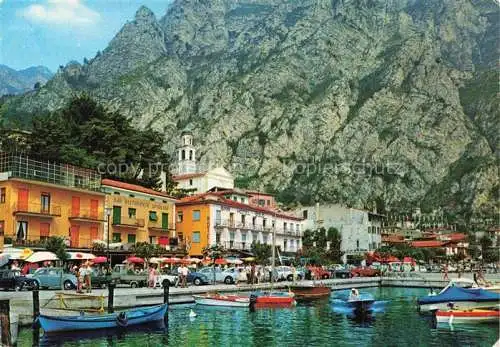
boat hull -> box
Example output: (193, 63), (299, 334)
(38, 304), (168, 333)
(436, 310), (500, 324)
(291, 286), (330, 301)
(193, 295), (250, 308)
(253, 292), (296, 306)
(419, 301), (500, 313)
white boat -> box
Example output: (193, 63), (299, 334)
(193, 293), (250, 308)
(418, 286), (500, 313)
(434, 278), (500, 295)
(436, 309), (500, 324)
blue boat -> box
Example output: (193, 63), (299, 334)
(38, 304), (168, 333)
(418, 286), (500, 312)
(346, 293), (375, 313)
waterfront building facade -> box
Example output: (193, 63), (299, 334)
(176, 192), (303, 257)
(297, 204), (384, 263)
(0, 153), (105, 249)
(101, 179), (177, 249)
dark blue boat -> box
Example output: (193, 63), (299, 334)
(38, 304), (168, 333)
(418, 286), (500, 312)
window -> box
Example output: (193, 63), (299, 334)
(112, 233), (121, 242)
(128, 208), (136, 219)
(356, 240), (359, 249)
(241, 215), (245, 225)
(193, 231), (200, 243)
(263, 219), (267, 228)
(284, 222), (287, 231)
(127, 234), (136, 244)
(267, 200), (270, 206)
(129, 194), (135, 198)
(149, 236), (156, 244)
(302, 210), (308, 219)
(16, 221), (28, 241)
(0, 221), (4, 236)
(149, 211), (158, 221)
(39, 223), (50, 240)
(252, 216), (256, 226)
(258, 199), (265, 206)
(233, 196), (237, 201)
(230, 231), (235, 240)
(0, 188), (5, 203)
(189, 179), (193, 186)
(150, 198), (155, 202)
(263, 234), (268, 244)
(177, 211), (183, 223)
(216, 233), (221, 243)
(113, 192), (120, 195)
(40, 193), (50, 213)
(74, 175), (84, 187)
(240, 198), (244, 203)
(192, 210), (201, 221)
(241, 233), (246, 242)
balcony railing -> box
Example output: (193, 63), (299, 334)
(148, 219), (170, 232)
(113, 217), (145, 228)
(68, 208), (104, 222)
(13, 203), (61, 217)
(0, 152), (101, 191)
(221, 241), (252, 251)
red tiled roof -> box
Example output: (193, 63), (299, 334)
(101, 179), (177, 201)
(438, 233), (466, 242)
(172, 172), (206, 180)
(178, 194), (303, 221)
(411, 240), (447, 248)
(382, 235), (406, 244)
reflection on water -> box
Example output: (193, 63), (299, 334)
(17, 287), (499, 347)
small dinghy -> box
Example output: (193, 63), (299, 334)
(346, 290), (375, 313)
(436, 309), (500, 324)
(38, 304), (168, 333)
(290, 285), (330, 301)
(193, 293), (250, 308)
(251, 291), (296, 307)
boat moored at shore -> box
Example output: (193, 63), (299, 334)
(193, 293), (250, 307)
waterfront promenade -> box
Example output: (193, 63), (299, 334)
(3, 272), (498, 327)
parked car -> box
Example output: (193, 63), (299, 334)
(308, 266), (331, 279)
(111, 265), (147, 288)
(328, 266), (352, 279)
(90, 269), (112, 288)
(274, 266), (304, 281)
(0, 270), (39, 291)
(157, 271), (178, 287)
(350, 267), (381, 277)
(187, 270), (210, 286)
(197, 267), (237, 284)
(30, 268), (77, 290)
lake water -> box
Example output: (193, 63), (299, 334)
(18, 287), (499, 347)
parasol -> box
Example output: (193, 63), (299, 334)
(67, 252), (96, 260)
(25, 251), (58, 263)
(124, 257), (145, 264)
(92, 256), (108, 264)
(214, 258), (227, 265)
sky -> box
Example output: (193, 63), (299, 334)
(0, 0), (173, 72)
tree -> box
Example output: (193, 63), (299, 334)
(44, 237), (69, 262)
(251, 242), (271, 265)
(202, 244), (227, 284)
(301, 227), (344, 264)
(27, 95), (176, 191)
(131, 242), (155, 264)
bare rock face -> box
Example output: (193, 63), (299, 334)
(1, 0), (498, 219)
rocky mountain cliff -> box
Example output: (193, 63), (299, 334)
(1, 0), (498, 219)
(0, 65), (53, 96)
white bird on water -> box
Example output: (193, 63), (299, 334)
(189, 309), (197, 318)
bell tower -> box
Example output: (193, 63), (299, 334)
(177, 131), (197, 174)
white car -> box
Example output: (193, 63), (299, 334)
(274, 266), (304, 281)
(156, 273), (178, 287)
(198, 267), (237, 284)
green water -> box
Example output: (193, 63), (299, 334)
(18, 288), (498, 347)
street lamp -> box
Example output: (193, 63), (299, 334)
(105, 207), (112, 265)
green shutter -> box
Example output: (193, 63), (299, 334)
(112, 206), (121, 224)
(162, 213), (168, 229)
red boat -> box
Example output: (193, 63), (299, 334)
(290, 285), (331, 301)
(251, 291), (296, 307)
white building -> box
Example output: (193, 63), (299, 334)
(172, 132), (234, 193)
(296, 204), (384, 263)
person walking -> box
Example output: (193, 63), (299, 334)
(181, 265), (189, 288)
(443, 263), (449, 281)
(176, 266), (183, 288)
(148, 266), (155, 288)
(291, 264), (297, 284)
(84, 263), (92, 293)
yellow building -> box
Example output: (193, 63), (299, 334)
(101, 179), (177, 247)
(0, 153), (105, 249)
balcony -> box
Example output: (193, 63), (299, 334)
(148, 219), (170, 232)
(68, 208), (105, 223)
(215, 219), (266, 232)
(221, 241), (252, 251)
(13, 203), (61, 218)
(112, 216), (145, 228)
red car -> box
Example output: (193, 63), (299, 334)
(308, 266), (331, 279)
(350, 267), (381, 277)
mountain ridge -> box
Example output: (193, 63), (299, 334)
(0, 65), (53, 96)
(0, 0), (498, 220)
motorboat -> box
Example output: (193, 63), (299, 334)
(38, 304), (168, 333)
(418, 286), (500, 312)
(251, 291), (296, 307)
(193, 293), (250, 308)
(290, 284), (330, 301)
(435, 309), (500, 324)
(432, 278), (500, 295)
(346, 292), (375, 313)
